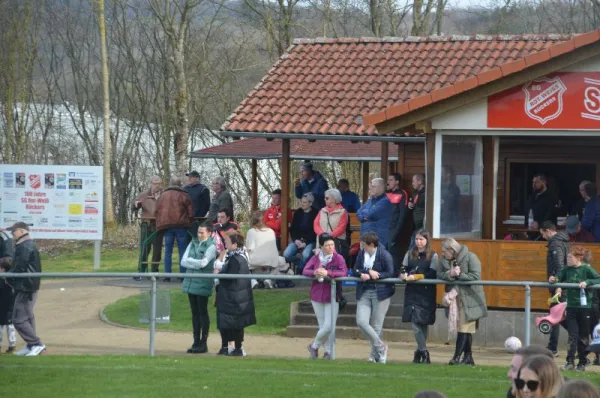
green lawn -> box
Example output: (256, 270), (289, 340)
(7, 355), (597, 397)
(104, 289), (308, 335)
(42, 248), (176, 273)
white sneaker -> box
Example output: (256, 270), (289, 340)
(368, 357), (376, 363)
(227, 344), (247, 356)
(264, 279), (273, 289)
(25, 344), (46, 356)
(251, 279), (259, 289)
(14, 345), (31, 356)
(377, 344), (388, 364)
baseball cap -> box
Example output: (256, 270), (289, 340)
(565, 215), (579, 235)
(185, 171), (200, 178)
(7, 221), (30, 232)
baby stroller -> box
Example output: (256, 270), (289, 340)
(536, 295), (567, 334)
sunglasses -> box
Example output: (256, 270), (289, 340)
(514, 378), (540, 392)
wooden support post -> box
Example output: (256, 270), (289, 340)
(362, 161), (370, 202)
(482, 137), (495, 240)
(281, 139), (290, 249)
(425, 134), (436, 234)
(251, 159), (258, 212)
(381, 142), (389, 179)
(397, 143), (405, 180)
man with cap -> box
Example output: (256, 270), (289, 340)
(565, 215), (595, 243)
(294, 161), (329, 210)
(184, 171), (210, 243)
(5, 222), (45, 356)
(184, 171), (210, 220)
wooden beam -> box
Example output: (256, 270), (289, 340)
(281, 139), (290, 249)
(251, 159), (258, 212)
(482, 137), (495, 239)
(425, 134), (435, 233)
(375, 42), (600, 134)
(362, 161), (369, 202)
(397, 143), (405, 179)
(381, 142), (389, 179)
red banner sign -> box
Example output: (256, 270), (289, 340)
(488, 72), (600, 129)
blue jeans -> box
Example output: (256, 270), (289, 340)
(164, 228), (189, 274)
(283, 242), (314, 272)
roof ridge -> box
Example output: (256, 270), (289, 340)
(292, 33), (576, 45)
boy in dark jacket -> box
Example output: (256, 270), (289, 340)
(0, 257), (16, 353)
(7, 222), (45, 356)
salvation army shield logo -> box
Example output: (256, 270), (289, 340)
(522, 77), (567, 125)
(29, 174), (41, 189)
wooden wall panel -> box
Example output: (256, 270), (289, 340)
(431, 238), (600, 310)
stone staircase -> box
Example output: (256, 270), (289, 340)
(286, 285), (417, 342)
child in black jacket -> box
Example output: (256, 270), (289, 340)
(0, 257), (16, 353)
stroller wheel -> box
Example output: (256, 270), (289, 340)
(539, 321), (552, 334)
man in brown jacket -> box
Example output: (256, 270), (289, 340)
(155, 176), (194, 281)
(132, 176), (163, 277)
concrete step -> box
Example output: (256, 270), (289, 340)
(292, 313), (412, 329)
(285, 325), (415, 343)
(297, 300), (406, 316)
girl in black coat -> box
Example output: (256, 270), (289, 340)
(215, 232), (256, 356)
(400, 229), (438, 364)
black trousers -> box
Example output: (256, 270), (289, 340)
(188, 294), (209, 346)
(565, 307), (591, 362)
(220, 328), (244, 349)
(140, 224), (163, 272)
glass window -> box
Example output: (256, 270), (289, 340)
(439, 136), (483, 237)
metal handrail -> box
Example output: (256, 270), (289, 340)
(8, 272), (600, 357)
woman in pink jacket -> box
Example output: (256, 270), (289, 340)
(303, 233), (348, 360)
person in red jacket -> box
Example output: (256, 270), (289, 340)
(263, 189), (292, 251)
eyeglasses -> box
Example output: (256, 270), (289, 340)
(514, 378), (540, 392)
(324, 197), (330, 200)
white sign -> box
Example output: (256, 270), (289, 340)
(0, 165), (103, 240)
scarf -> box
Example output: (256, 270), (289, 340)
(443, 288), (459, 339)
(363, 249), (377, 270)
(227, 247), (248, 262)
(318, 250), (333, 268)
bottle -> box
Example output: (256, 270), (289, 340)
(527, 210), (534, 228)
(580, 288), (587, 306)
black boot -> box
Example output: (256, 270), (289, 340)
(460, 334), (475, 366)
(449, 333), (466, 365)
(421, 350), (431, 364)
(412, 350), (422, 364)
(198, 340), (208, 354)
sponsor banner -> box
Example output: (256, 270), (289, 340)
(488, 72), (600, 129)
(0, 165), (103, 240)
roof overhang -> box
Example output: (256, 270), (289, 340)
(366, 31), (600, 134)
(219, 130), (425, 143)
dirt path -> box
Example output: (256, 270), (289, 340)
(28, 278), (598, 371)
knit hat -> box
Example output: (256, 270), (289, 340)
(300, 162), (313, 172)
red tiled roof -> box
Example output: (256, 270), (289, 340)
(365, 30), (600, 126)
(221, 34), (581, 137)
(190, 138), (414, 161)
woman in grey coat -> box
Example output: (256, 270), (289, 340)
(438, 238), (487, 366)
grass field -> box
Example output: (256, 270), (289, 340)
(8, 355), (598, 398)
(104, 289), (308, 335)
(42, 247), (140, 272)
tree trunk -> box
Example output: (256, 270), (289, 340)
(173, 40), (189, 178)
(96, 0), (115, 229)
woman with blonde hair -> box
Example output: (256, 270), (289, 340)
(438, 237), (487, 366)
(245, 210), (281, 289)
(515, 355), (563, 398)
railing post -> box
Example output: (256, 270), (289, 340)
(524, 284), (531, 347)
(329, 279), (337, 360)
(149, 276), (157, 357)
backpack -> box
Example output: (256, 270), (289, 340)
(0, 231), (14, 258)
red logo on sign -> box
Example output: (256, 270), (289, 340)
(523, 77), (567, 125)
(522, 77), (567, 125)
(29, 174), (41, 189)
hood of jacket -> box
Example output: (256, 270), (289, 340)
(549, 231), (570, 245)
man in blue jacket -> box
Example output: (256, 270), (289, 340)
(337, 178), (361, 213)
(294, 162), (329, 210)
(582, 182), (600, 242)
(357, 178), (393, 247)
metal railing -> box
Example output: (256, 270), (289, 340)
(8, 273), (600, 357)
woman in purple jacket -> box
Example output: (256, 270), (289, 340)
(303, 233), (348, 360)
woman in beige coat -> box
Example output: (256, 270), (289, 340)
(438, 238), (487, 366)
